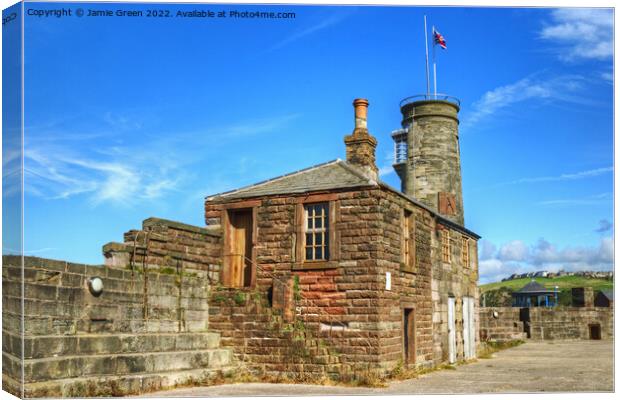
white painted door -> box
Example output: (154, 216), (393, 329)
(463, 297), (476, 359)
(467, 297), (475, 359)
(463, 297), (470, 359)
(448, 297), (456, 363)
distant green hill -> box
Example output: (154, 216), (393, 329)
(480, 276), (613, 307)
(480, 275), (613, 293)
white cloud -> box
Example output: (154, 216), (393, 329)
(498, 240), (529, 262)
(540, 8), (613, 62)
(479, 240), (497, 260)
(464, 74), (586, 126)
(479, 236), (613, 283)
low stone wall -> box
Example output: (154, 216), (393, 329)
(528, 307), (613, 341)
(479, 306), (613, 342)
(2, 251), (232, 396)
(479, 307), (526, 342)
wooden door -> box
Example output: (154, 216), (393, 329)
(226, 209), (253, 287)
(403, 308), (416, 365)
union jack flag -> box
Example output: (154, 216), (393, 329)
(433, 29), (447, 49)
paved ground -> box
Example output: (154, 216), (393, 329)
(144, 340), (613, 396)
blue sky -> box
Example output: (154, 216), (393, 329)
(2, 2), (614, 283)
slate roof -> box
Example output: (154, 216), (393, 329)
(514, 281), (553, 294)
(206, 159), (481, 239)
(600, 290), (614, 301)
(207, 160), (376, 201)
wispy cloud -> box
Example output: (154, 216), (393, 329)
(463, 74), (588, 126)
(378, 150), (395, 177)
(269, 13), (347, 51)
(536, 192), (612, 207)
(540, 8), (613, 62)
(23, 112), (301, 207)
(213, 114), (301, 138)
(505, 166), (613, 185)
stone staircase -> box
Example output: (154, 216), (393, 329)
(3, 332), (234, 397)
(2, 256), (235, 397)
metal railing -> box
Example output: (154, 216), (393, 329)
(400, 93), (461, 107)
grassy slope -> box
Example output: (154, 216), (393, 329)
(480, 276), (613, 293)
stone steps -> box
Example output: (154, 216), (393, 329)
(4, 365), (238, 398)
(3, 330), (222, 359)
(5, 347), (233, 383)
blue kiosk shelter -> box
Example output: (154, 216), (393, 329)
(512, 281), (559, 307)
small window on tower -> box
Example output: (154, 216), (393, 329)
(395, 137), (407, 164)
(392, 129), (408, 164)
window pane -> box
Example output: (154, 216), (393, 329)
(315, 216), (322, 228)
(316, 233), (322, 245)
(306, 247), (313, 260)
(315, 247), (323, 260)
(324, 210), (329, 228)
(306, 233), (313, 246)
(324, 245), (330, 260)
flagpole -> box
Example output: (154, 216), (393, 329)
(424, 15), (430, 97)
(432, 26), (437, 98)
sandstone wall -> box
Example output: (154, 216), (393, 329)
(206, 189), (392, 377)
(2, 243), (231, 396)
(205, 187), (479, 376)
(431, 223), (479, 363)
(103, 217), (222, 275)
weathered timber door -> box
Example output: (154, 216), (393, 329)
(448, 297), (456, 363)
(463, 297), (475, 359)
(226, 209), (254, 287)
(403, 308), (415, 365)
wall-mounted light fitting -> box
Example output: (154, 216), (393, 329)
(88, 276), (104, 297)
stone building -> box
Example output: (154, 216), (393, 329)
(203, 96), (480, 375)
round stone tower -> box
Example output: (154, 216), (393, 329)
(393, 96), (464, 225)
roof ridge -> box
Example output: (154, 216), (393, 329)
(335, 160), (376, 184)
(206, 159), (341, 200)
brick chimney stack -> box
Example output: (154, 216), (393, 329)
(344, 98), (378, 181)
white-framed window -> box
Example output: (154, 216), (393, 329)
(461, 236), (469, 267)
(304, 203), (330, 261)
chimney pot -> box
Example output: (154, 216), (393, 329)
(353, 98), (369, 130)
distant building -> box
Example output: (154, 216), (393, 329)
(512, 281), (558, 307)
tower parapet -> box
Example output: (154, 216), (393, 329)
(392, 94), (464, 225)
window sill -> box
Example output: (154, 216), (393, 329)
(399, 265), (415, 274)
(292, 261), (338, 270)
